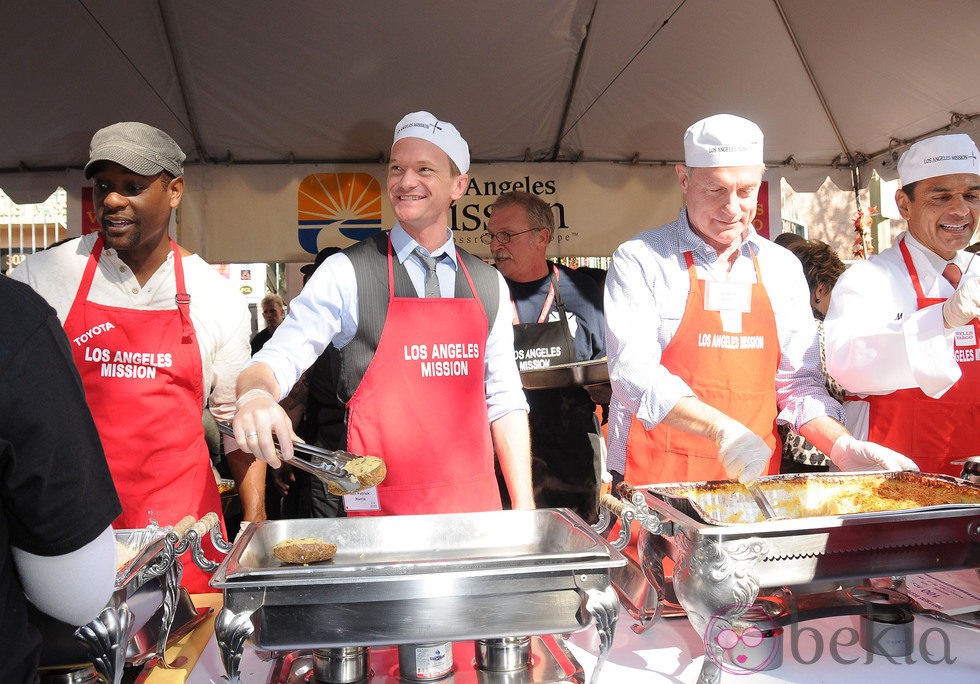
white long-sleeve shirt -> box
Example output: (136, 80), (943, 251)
(824, 231), (979, 438)
(604, 210), (843, 473)
(10, 233), (251, 446)
(251, 224), (528, 422)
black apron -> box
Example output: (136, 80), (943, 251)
(511, 265), (602, 523)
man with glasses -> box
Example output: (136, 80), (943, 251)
(486, 191), (606, 522)
(233, 112), (534, 517)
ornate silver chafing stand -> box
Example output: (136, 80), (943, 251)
(39, 513), (225, 683)
(597, 472), (980, 684)
(205, 509), (624, 684)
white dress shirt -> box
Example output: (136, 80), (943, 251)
(824, 231), (980, 439)
(604, 210), (843, 473)
(251, 224), (528, 422)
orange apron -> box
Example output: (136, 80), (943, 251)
(858, 238), (980, 475)
(344, 237), (501, 516)
(64, 237), (223, 593)
(624, 250), (782, 484)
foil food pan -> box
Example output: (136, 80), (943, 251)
(114, 526), (168, 585)
(647, 471), (980, 526)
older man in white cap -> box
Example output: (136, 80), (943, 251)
(234, 111), (534, 516)
(604, 114), (915, 490)
(825, 134), (980, 475)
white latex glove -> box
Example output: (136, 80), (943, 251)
(942, 276), (980, 328)
(830, 435), (919, 472)
(233, 388), (300, 467)
(715, 419), (770, 484)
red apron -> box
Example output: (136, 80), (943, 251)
(345, 238), (501, 516)
(63, 237), (223, 593)
(858, 238), (980, 475)
(624, 251), (782, 484)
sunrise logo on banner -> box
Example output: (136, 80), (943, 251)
(297, 172), (382, 253)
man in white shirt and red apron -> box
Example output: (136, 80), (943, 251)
(234, 112), (534, 516)
(12, 123), (260, 592)
(604, 114), (917, 499)
(825, 134), (980, 475)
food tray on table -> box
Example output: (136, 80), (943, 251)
(626, 472), (980, 588)
(520, 359), (608, 390)
(647, 471), (980, 526)
(211, 509), (625, 649)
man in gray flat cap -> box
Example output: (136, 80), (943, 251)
(11, 122), (260, 593)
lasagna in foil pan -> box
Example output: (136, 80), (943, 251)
(646, 472), (980, 525)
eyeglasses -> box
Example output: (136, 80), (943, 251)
(479, 227), (538, 245)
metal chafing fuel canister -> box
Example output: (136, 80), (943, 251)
(398, 641), (454, 681)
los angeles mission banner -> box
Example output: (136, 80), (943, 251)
(167, 162), (778, 264)
(177, 163), (680, 263)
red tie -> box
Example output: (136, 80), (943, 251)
(943, 262), (962, 288)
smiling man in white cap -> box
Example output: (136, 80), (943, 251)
(604, 114), (915, 497)
(825, 133), (980, 475)
(10, 121), (256, 593)
(234, 111), (534, 516)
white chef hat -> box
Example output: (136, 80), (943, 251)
(684, 114), (764, 168)
(898, 133), (980, 186)
(392, 111), (470, 174)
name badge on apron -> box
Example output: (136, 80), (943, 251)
(343, 487), (381, 511)
(954, 326), (977, 348)
(704, 280), (752, 313)
(704, 281), (751, 334)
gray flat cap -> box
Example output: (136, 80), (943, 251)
(84, 122), (186, 179)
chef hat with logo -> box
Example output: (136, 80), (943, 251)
(392, 111), (470, 174)
(684, 114), (764, 168)
(898, 133), (980, 186)
(85, 122), (186, 179)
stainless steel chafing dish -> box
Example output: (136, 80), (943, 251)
(39, 515), (221, 684)
(209, 509), (625, 684)
(599, 471), (980, 684)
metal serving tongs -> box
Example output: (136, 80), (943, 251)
(745, 480), (781, 520)
(216, 422), (372, 494)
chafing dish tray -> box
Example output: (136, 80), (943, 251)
(654, 471), (980, 525)
(627, 471), (980, 589)
(520, 358), (608, 390)
(36, 525), (185, 683)
(211, 510), (623, 683)
(603, 472), (980, 684)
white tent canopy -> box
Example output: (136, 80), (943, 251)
(2, 0), (978, 259)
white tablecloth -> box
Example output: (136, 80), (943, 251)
(567, 607), (980, 684)
(185, 606), (980, 683)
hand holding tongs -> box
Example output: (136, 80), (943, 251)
(217, 422), (369, 494)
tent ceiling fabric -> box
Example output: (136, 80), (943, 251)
(2, 0), (979, 199)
